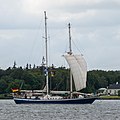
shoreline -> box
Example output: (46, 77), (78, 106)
(97, 96), (120, 100)
(0, 97), (13, 99)
(98, 98), (120, 100)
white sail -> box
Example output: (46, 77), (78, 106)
(74, 54), (87, 88)
(64, 54), (87, 91)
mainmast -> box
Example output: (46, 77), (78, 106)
(68, 23), (73, 98)
(44, 11), (49, 96)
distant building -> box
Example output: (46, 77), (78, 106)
(107, 82), (120, 95)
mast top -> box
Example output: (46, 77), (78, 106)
(68, 23), (72, 55)
(44, 11), (47, 20)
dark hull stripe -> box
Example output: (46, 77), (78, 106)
(14, 98), (96, 104)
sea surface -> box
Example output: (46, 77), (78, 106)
(0, 99), (120, 120)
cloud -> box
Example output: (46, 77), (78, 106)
(0, 0), (120, 70)
(0, 0), (120, 30)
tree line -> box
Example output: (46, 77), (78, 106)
(0, 64), (120, 94)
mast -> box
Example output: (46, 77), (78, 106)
(68, 23), (73, 98)
(44, 11), (49, 96)
(68, 23), (72, 55)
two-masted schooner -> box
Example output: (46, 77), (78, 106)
(13, 11), (96, 104)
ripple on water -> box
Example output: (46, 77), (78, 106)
(0, 100), (120, 120)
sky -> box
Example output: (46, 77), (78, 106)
(0, 0), (120, 70)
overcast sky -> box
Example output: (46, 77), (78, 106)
(0, 0), (120, 70)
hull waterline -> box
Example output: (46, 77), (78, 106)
(14, 97), (96, 104)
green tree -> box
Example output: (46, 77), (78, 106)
(118, 90), (120, 96)
(0, 79), (8, 93)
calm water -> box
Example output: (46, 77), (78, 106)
(0, 99), (120, 120)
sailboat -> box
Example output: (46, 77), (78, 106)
(13, 11), (96, 104)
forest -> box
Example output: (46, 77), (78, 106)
(0, 63), (120, 94)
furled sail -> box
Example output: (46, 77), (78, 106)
(64, 54), (87, 91)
